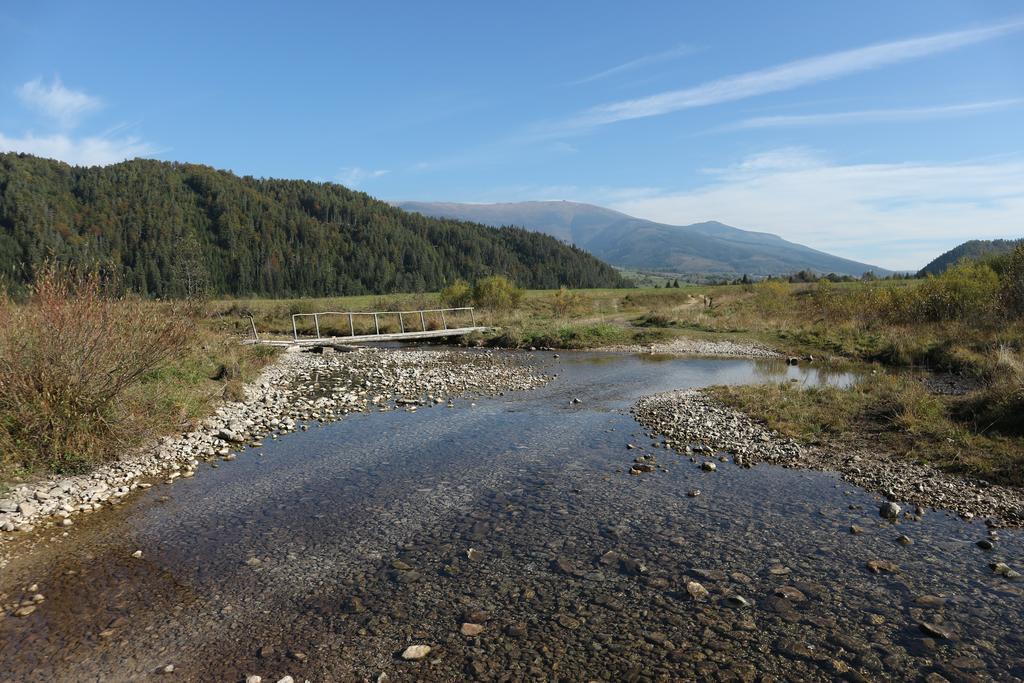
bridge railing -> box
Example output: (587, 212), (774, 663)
(290, 307), (477, 341)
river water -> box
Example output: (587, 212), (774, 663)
(1, 351), (1022, 682)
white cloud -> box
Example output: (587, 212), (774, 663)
(548, 17), (1024, 135)
(569, 44), (695, 86)
(725, 99), (1023, 130)
(16, 77), (103, 128)
(0, 131), (156, 166)
(609, 149), (1024, 271)
(335, 166), (389, 187)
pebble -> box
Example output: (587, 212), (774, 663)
(919, 622), (954, 639)
(460, 622), (484, 636)
(401, 645), (431, 660)
(775, 586), (807, 602)
(685, 581), (709, 600)
(865, 559), (900, 574)
(880, 502), (902, 520)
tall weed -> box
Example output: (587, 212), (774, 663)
(0, 270), (196, 474)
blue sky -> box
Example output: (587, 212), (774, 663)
(2, 1), (1023, 270)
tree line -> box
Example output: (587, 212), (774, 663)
(0, 153), (628, 298)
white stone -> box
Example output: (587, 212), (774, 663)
(401, 645), (431, 660)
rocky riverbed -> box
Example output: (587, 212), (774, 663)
(633, 388), (1024, 526)
(3, 352), (1023, 681)
(0, 347), (549, 561)
(603, 337), (782, 359)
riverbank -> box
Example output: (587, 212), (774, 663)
(0, 347), (550, 553)
(633, 388), (1024, 526)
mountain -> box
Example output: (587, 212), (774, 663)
(0, 154), (627, 297)
(918, 239), (1024, 276)
(396, 200), (890, 277)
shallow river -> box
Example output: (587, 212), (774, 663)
(2, 351), (1022, 682)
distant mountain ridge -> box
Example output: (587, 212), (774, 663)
(918, 238), (1024, 276)
(396, 200), (889, 277)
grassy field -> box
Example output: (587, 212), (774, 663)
(211, 285), (721, 349)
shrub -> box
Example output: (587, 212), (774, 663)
(550, 287), (583, 316)
(1000, 244), (1024, 317)
(0, 269), (195, 474)
(440, 279), (472, 308)
(957, 346), (1024, 435)
(635, 312), (675, 327)
(907, 261), (1000, 323)
(473, 276), (523, 311)
(753, 279), (791, 315)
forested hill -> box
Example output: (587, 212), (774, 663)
(0, 154), (627, 297)
(918, 238), (1024, 276)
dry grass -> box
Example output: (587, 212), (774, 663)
(0, 270), (196, 474)
(710, 367), (1024, 487)
(0, 270), (279, 477)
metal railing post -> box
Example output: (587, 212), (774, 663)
(314, 313), (321, 339)
(248, 314), (260, 342)
(374, 312), (379, 335)
(292, 315), (298, 341)
(441, 310), (447, 330)
(398, 312), (405, 333)
(349, 312), (354, 337)
(420, 311), (426, 331)
(471, 308), (476, 327)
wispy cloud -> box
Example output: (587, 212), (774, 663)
(335, 166), (389, 187)
(569, 44), (695, 85)
(725, 98), (1023, 130)
(546, 17), (1024, 136)
(16, 77), (103, 129)
(3, 77), (159, 165)
(0, 131), (156, 166)
(610, 148), (1024, 270)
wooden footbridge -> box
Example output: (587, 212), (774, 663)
(245, 307), (488, 347)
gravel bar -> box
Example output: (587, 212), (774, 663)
(633, 388), (1024, 526)
(605, 337), (782, 358)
